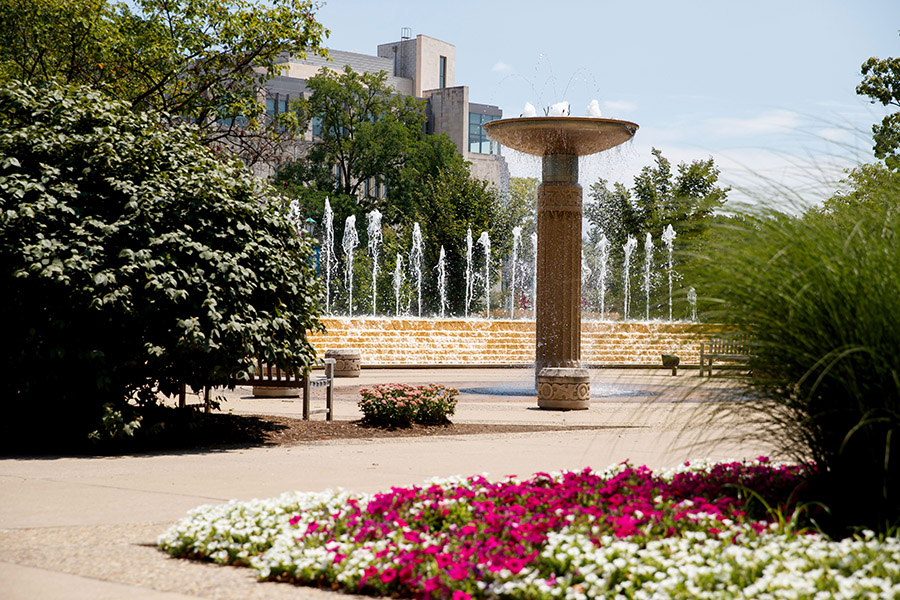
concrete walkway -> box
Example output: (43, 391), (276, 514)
(0, 368), (770, 599)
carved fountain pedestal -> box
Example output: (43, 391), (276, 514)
(484, 117), (638, 409)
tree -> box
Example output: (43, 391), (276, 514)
(587, 149), (727, 253)
(857, 40), (900, 171)
(504, 177), (538, 236)
(0, 0), (329, 168)
(403, 153), (502, 316)
(585, 178), (640, 253)
(0, 80), (323, 440)
(584, 148), (729, 319)
(276, 68), (511, 318)
(813, 161), (900, 216)
(290, 65), (426, 205)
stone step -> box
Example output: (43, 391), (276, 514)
(311, 318), (705, 366)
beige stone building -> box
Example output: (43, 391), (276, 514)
(263, 32), (508, 193)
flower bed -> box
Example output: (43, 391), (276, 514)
(158, 459), (900, 599)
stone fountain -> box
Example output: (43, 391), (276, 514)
(484, 116), (638, 409)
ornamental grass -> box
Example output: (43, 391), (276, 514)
(698, 197), (900, 534)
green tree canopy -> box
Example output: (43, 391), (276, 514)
(813, 161), (900, 216)
(505, 176), (538, 237)
(0, 80), (323, 438)
(587, 148), (729, 252)
(857, 38), (900, 171)
(583, 148), (729, 319)
(275, 67), (510, 318)
(290, 65), (426, 204)
(399, 146), (502, 316)
(0, 0), (328, 167)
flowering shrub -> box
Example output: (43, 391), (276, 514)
(358, 383), (458, 427)
(158, 459), (900, 598)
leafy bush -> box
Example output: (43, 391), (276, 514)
(699, 194), (900, 533)
(0, 80), (322, 445)
(358, 383), (458, 427)
(87, 403), (143, 444)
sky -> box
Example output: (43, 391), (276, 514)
(312, 0), (899, 207)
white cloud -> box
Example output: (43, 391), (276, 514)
(602, 100), (637, 115)
(706, 109), (801, 137)
(817, 127), (855, 144)
(492, 61), (512, 72)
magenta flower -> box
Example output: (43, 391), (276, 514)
(380, 568), (397, 584)
(506, 557), (525, 574)
(435, 553), (453, 568)
(447, 565), (469, 580)
(423, 576), (442, 593)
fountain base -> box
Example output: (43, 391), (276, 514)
(536, 367), (591, 410)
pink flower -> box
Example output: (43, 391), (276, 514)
(380, 568), (397, 584)
(452, 592), (472, 600)
(403, 530), (421, 543)
(423, 576), (442, 592)
(435, 553), (453, 568)
(448, 565), (469, 580)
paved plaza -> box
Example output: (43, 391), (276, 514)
(0, 367), (771, 599)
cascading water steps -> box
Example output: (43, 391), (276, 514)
(310, 318), (705, 367)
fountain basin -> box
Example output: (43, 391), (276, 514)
(483, 116), (638, 156)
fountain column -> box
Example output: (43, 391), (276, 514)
(483, 116), (638, 411)
(534, 155), (590, 409)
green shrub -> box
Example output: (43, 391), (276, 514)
(0, 80), (322, 446)
(699, 194), (900, 533)
(87, 403), (143, 443)
(358, 383), (458, 428)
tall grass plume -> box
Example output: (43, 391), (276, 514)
(698, 180), (900, 534)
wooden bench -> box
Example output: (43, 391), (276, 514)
(245, 358), (336, 420)
(698, 335), (753, 377)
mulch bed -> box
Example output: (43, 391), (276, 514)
(259, 416), (605, 445)
(2, 411), (607, 457)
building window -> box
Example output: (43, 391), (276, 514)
(439, 56), (447, 89)
(468, 112), (500, 155)
(218, 115), (250, 128)
(266, 93), (290, 116)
